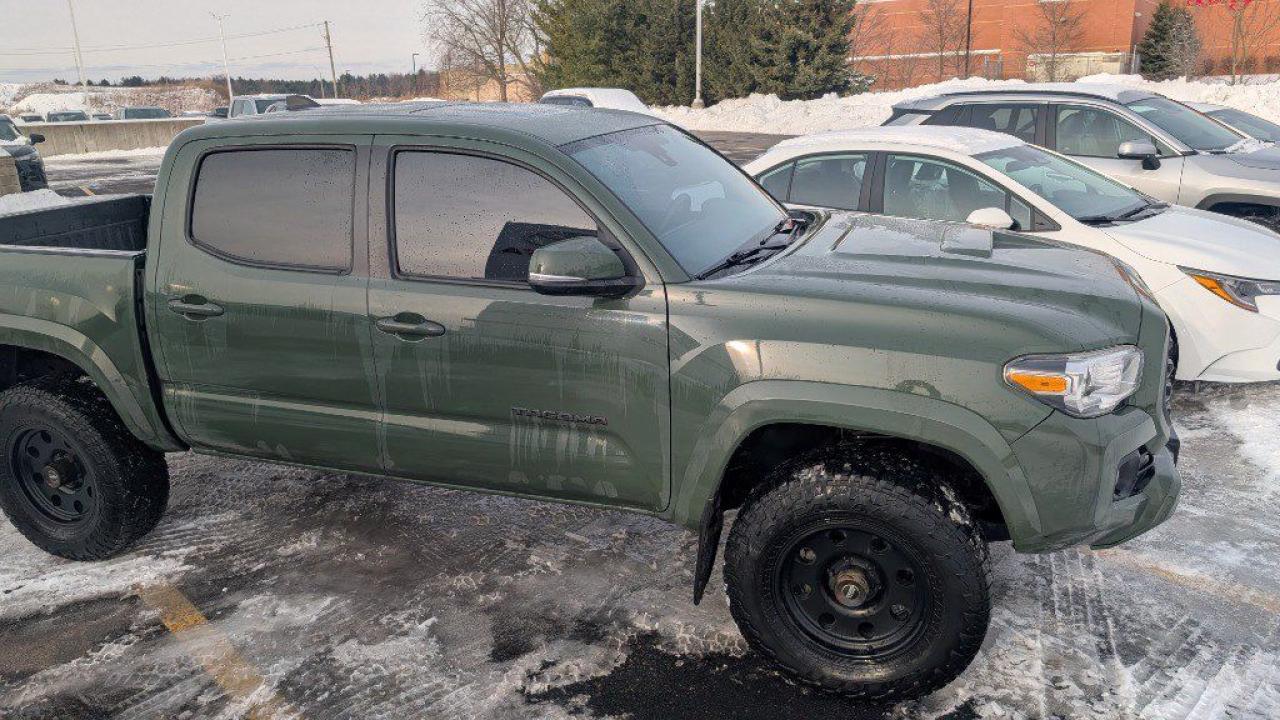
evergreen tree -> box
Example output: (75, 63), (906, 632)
(704, 0), (766, 102)
(1139, 1), (1202, 80)
(750, 0), (859, 100)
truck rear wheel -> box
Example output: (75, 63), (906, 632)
(0, 376), (169, 560)
(723, 447), (991, 702)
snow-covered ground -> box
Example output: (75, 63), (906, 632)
(0, 189), (71, 215)
(654, 73), (1280, 134)
(1, 385), (1278, 719)
(1, 83), (217, 118)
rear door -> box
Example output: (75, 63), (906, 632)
(365, 137), (672, 511)
(148, 137), (382, 473)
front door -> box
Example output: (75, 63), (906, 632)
(1052, 104), (1186, 204)
(148, 138), (382, 474)
(366, 141), (671, 510)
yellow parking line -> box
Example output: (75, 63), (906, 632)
(135, 583), (297, 720)
(1096, 548), (1280, 615)
(80, 185), (95, 196)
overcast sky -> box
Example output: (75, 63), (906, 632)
(0, 0), (426, 83)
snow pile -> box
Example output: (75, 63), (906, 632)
(2, 83), (219, 118)
(0, 188), (71, 215)
(654, 73), (1280, 135)
(44, 146), (168, 162)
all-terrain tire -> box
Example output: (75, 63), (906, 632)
(0, 375), (169, 560)
(723, 445), (991, 703)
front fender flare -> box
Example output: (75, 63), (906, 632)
(672, 381), (1043, 603)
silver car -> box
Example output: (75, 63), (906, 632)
(887, 84), (1280, 230)
(1187, 102), (1280, 144)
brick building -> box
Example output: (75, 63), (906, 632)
(853, 0), (1280, 89)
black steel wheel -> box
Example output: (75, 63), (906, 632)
(0, 375), (168, 560)
(724, 446), (991, 702)
(777, 525), (929, 660)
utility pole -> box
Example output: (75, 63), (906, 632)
(963, 0), (975, 78)
(211, 13), (234, 102)
(323, 21), (340, 99)
(412, 52), (420, 94)
(65, 0), (87, 88)
(692, 0), (705, 109)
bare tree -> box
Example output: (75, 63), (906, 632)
(1014, 0), (1087, 82)
(917, 0), (966, 82)
(1190, 0), (1280, 84)
(423, 0), (543, 102)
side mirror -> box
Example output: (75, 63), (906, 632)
(27, 133), (44, 144)
(966, 207), (1017, 230)
(528, 236), (641, 298)
(1118, 140), (1161, 170)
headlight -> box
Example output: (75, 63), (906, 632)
(1004, 346), (1143, 417)
(1181, 267), (1280, 312)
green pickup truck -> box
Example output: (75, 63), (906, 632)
(0, 103), (1178, 701)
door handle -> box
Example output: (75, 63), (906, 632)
(167, 296), (224, 319)
(375, 314), (446, 339)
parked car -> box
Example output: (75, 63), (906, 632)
(0, 104), (1178, 702)
(45, 110), (89, 123)
(747, 126), (1280, 383)
(1187, 102), (1280, 144)
(0, 115), (47, 192)
(113, 106), (172, 120)
(228, 94), (319, 119)
(886, 84), (1280, 231)
(15, 114), (43, 124)
(539, 88), (652, 114)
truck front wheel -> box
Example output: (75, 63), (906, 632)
(0, 376), (169, 560)
(724, 447), (991, 702)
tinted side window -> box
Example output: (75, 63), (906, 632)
(394, 152), (598, 283)
(788, 154), (867, 211)
(758, 163), (794, 203)
(883, 155), (1007, 223)
(967, 104), (1041, 143)
(190, 148), (354, 271)
(1056, 106), (1159, 158)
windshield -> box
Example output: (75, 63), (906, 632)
(562, 124), (787, 275)
(0, 120), (19, 142)
(1125, 96), (1243, 151)
(1210, 108), (1280, 143)
(49, 112), (87, 122)
(976, 144), (1146, 221)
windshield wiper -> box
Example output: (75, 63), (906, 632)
(695, 218), (803, 280)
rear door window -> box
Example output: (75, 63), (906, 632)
(393, 151), (599, 283)
(965, 104), (1042, 143)
(787, 154), (868, 211)
(189, 147), (355, 271)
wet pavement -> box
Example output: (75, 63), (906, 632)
(4, 136), (1280, 720)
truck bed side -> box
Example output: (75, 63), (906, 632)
(0, 197), (183, 451)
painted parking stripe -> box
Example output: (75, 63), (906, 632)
(134, 583), (297, 719)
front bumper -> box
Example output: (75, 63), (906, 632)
(1158, 277), (1280, 383)
(1008, 408), (1180, 553)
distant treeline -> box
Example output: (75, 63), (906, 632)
(60, 71), (445, 101)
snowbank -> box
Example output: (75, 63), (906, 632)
(0, 189), (71, 215)
(43, 146), (169, 163)
(2, 83), (218, 118)
(654, 73), (1280, 135)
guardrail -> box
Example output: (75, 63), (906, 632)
(19, 118), (204, 157)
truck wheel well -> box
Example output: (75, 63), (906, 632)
(0, 346), (84, 394)
(692, 423), (1009, 604)
(718, 424), (1008, 533)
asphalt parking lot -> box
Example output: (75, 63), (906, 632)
(4, 134), (1280, 719)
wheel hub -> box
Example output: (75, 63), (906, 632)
(831, 565), (876, 608)
(42, 453), (79, 490)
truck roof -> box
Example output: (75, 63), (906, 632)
(177, 101), (665, 150)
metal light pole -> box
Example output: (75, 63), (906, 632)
(211, 13), (234, 102)
(692, 0), (705, 109)
(412, 52), (420, 94)
(65, 0), (87, 87)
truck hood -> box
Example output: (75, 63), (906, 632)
(1104, 206), (1280, 280)
(719, 212), (1144, 350)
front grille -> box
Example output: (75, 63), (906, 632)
(1115, 446), (1157, 501)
